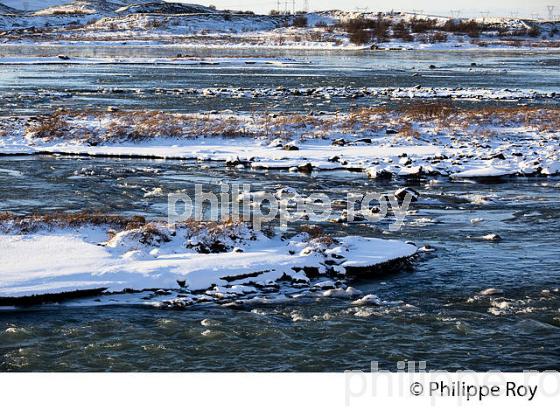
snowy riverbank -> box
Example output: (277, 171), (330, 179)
(1, 107), (558, 180)
(0, 215), (416, 305)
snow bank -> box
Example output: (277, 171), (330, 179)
(450, 165), (517, 179)
(2, 105), (558, 181)
(0, 222), (416, 301)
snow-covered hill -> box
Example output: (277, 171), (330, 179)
(0, 0), (155, 13)
(0, 3), (18, 14)
(0, 4), (558, 49)
(1, 0), (73, 11)
(115, 2), (219, 14)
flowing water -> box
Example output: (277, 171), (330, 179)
(0, 46), (559, 371)
(1, 45), (560, 116)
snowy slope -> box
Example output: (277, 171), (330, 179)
(1, 0), (73, 11)
(116, 2), (219, 14)
(0, 3), (18, 13)
(0, 0), (155, 12)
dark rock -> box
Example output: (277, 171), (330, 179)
(297, 162), (314, 173)
(394, 187), (420, 202)
(419, 244), (436, 253)
(492, 153), (506, 160)
(283, 144), (299, 151)
(482, 233), (502, 242)
(225, 157), (243, 167)
(367, 168), (393, 179)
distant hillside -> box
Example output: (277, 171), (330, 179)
(116, 2), (219, 14)
(0, 0), (155, 13)
(1, 1), (73, 11)
(0, 3), (18, 14)
(0, 4), (558, 50)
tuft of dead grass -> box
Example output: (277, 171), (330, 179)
(0, 212), (146, 234)
(25, 111), (71, 140)
(19, 105), (560, 145)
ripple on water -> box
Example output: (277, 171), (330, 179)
(0, 326), (33, 344)
(0, 154), (559, 371)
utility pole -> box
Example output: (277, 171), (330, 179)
(303, 0), (309, 13)
(450, 10), (461, 19)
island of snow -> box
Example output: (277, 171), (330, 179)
(0, 214), (417, 306)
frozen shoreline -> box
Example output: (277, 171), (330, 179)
(0, 218), (417, 305)
(2, 138), (558, 180)
(2, 107), (558, 180)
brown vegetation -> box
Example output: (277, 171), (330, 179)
(337, 16), (391, 44)
(292, 16), (308, 28)
(0, 212), (146, 233)
(338, 16), (498, 44)
(26, 110), (70, 140)
(20, 105), (560, 146)
(51, 9), (92, 15)
(442, 19), (484, 37)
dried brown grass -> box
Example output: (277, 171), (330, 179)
(21, 105), (560, 145)
(26, 111), (70, 140)
(0, 212), (146, 233)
